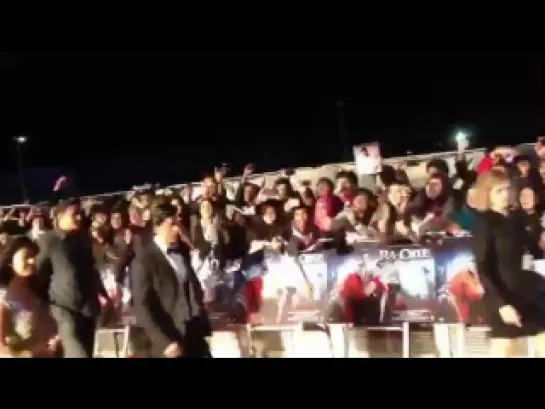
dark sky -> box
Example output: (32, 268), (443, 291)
(1, 50), (544, 203)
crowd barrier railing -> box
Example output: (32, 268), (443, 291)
(94, 236), (520, 358)
(193, 237), (484, 329)
(93, 323), (535, 358)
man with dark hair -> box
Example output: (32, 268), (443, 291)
(131, 203), (211, 358)
(36, 198), (110, 357)
(335, 170), (359, 207)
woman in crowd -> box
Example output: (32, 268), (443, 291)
(91, 223), (118, 270)
(472, 168), (545, 357)
(408, 173), (454, 237)
(371, 181), (416, 244)
(233, 164), (261, 214)
(27, 208), (48, 242)
(286, 205), (321, 254)
(272, 177), (295, 204)
(517, 183), (545, 259)
(170, 197), (191, 232)
(335, 170), (359, 208)
(0, 236), (59, 358)
(240, 200), (289, 324)
(331, 188), (377, 241)
(109, 205), (127, 236)
(299, 186), (316, 211)
(246, 199), (289, 252)
(314, 177), (344, 234)
(190, 198), (230, 266)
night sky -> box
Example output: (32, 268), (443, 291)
(1, 50), (544, 204)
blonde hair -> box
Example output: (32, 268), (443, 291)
(471, 168), (510, 212)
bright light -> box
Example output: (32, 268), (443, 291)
(15, 135), (27, 144)
(455, 131), (468, 143)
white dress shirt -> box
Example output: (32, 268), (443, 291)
(154, 236), (187, 284)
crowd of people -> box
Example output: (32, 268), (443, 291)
(1, 137), (545, 357)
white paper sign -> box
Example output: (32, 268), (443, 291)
(534, 259), (545, 278)
(353, 142), (382, 176)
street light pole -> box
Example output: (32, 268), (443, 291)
(14, 136), (29, 203)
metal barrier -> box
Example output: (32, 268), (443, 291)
(93, 325), (132, 358)
(92, 322), (526, 358)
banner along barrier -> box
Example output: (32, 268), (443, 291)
(197, 237), (485, 328)
(93, 237), (502, 357)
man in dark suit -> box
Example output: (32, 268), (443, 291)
(131, 203), (212, 358)
(36, 198), (110, 358)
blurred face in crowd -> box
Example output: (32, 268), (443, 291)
(519, 187), (537, 212)
(401, 186), (412, 201)
(539, 161), (545, 182)
(57, 205), (81, 232)
(32, 216), (45, 231)
(202, 176), (218, 198)
(491, 153), (504, 166)
(171, 198), (182, 216)
(427, 166), (443, 177)
(301, 188), (315, 207)
(262, 205), (277, 225)
(536, 138), (545, 160)
(517, 159), (531, 178)
(181, 185), (193, 204)
(316, 180), (333, 197)
(140, 194), (152, 209)
(489, 181), (511, 213)
(92, 212), (108, 229)
(243, 184), (258, 204)
(129, 206), (143, 227)
(276, 182), (290, 201)
(293, 207), (309, 230)
(200, 199), (215, 220)
(12, 244), (37, 278)
(398, 186), (412, 213)
(142, 208), (151, 224)
(351, 192), (369, 218)
(155, 216), (180, 246)
(426, 176), (443, 200)
(0, 232), (8, 246)
(110, 212), (123, 231)
(387, 183), (404, 209)
(336, 176), (355, 194)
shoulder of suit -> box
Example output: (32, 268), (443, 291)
(134, 240), (159, 261)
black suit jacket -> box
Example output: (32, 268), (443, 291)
(131, 240), (211, 357)
(35, 229), (104, 318)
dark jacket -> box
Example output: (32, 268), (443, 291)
(130, 240), (211, 357)
(35, 229), (105, 318)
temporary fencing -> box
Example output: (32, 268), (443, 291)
(93, 323), (536, 358)
(93, 237), (524, 357)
